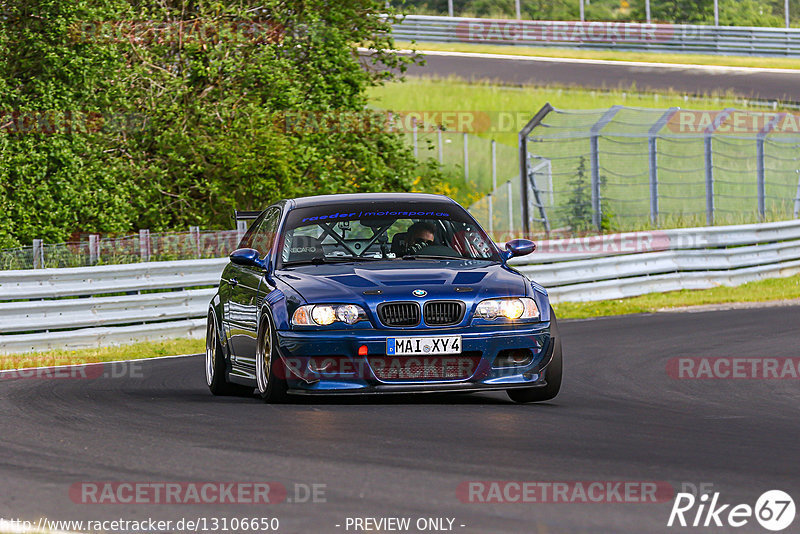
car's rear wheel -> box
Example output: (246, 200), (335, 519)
(255, 312), (288, 403)
(507, 307), (562, 404)
(206, 312), (251, 396)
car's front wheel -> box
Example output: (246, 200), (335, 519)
(507, 307), (562, 404)
(255, 312), (288, 403)
(206, 312), (251, 396)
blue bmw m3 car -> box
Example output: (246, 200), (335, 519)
(205, 193), (562, 403)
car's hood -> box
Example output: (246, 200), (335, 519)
(275, 260), (528, 304)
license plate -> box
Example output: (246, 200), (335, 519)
(386, 336), (462, 356)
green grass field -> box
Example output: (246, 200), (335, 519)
(368, 78), (800, 230)
(396, 40), (800, 70)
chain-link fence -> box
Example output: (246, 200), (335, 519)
(490, 105), (800, 236)
(0, 229), (242, 270)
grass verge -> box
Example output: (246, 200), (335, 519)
(396, 40), (800, 70)
(554, 274), (800, 319)
(0, 338), (204, 370)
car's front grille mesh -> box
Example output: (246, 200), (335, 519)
(378, 302), (421, 327)
(424, 301), (464, 326)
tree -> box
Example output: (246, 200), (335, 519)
(0, 0), (431, 246)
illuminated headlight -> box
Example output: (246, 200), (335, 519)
(292, 304), (367, 326)
(474, 298), (539, 320)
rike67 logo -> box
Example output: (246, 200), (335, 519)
(668, 490), (795, 531)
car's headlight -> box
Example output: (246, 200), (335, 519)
(474, 298), (539, 320)
(292, 304), (368, 326)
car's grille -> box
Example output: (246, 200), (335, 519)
(424, 301), (465, 326)
(368, 352), (482, 381)
(377, 302), (421, 327)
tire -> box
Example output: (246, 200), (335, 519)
(507, 306), (562, 404)
(255, 312), (288, 403)
(206, 312), (252, 396)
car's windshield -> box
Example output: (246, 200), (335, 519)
(278, 202), (499, 266)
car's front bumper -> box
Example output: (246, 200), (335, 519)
(275, 322), (556, 394)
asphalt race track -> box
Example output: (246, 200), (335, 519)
(396, 50), (800, 101)
(2, 306), (799, 533)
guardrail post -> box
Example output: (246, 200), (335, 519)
(33, 239), (43, 269)
(437, 128), (443, 163)
(89, 234), (99, 265)
(447, 0), (453, 17)
(139, 229), (151, 262)
(190, 226), (201, 258)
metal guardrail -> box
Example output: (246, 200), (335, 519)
(393, 15), (800, 57)
(1, 221), (799, 353)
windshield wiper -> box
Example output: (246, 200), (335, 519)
(283, 256), (384, 267)
(402, 254), (461, 260)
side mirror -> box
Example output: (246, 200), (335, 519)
(502, 239), (536, 262)
(230, 248), (267, 270)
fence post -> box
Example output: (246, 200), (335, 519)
(437, 128), (443, 164)
(507, 180), (514, 235)
(190, 226), (201, 258)
(447, 0), (453, 17)
(33, 239), (44, 269)
(488, 193), (494, 238)
(237, 220), (248, 244)
(756, 113), (784, 221)
(702, 108), (734, 226)
(89, 234), (99, 265)
(794, 170), (800, 218)
(647, 108), (678, 226)
(590, 106), (622, 231)
(704, 136), (715, 225)
(139, 229), (151, 262)
(463, 133), (469, 182)
(518, 103), (554, 237)
(412, 117), (418, 159)
(491, 139), (497, 191)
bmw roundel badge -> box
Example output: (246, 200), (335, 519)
(412, 289), (427, 297)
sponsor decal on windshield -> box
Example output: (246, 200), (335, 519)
(301, 210), (451, 223)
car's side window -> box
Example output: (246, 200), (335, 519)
(246, 207), (281, 257)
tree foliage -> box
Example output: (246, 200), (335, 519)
(0, 0), (430, 247)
